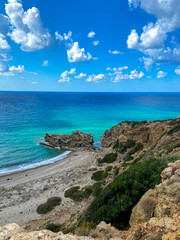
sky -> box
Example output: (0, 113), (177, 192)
(0, 0), (180, 92)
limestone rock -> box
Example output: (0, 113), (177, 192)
(40, 130), (95, 151)
(0, 223), (93, 240)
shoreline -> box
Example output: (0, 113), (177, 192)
(0, 150), (72, 177)
(0, 150), (96, 188)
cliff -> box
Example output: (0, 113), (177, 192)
(1, 160), (179, 239)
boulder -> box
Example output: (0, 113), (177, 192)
(40, 130), (95, 151)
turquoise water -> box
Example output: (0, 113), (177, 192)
(0, 92), (180, 174)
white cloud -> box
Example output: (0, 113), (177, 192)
(127, 0), (180, 64)
(106, 66), (144, 82)
(93, 40), (99, 46)
(5, 0), (53, 52)
(42, 60), (48, 67)
(87, 31), (96, 38)
(0, 33), (10, 49)
(0, 63), (24, 76)
(157, 70), (167, 78)
(58, 68), (76, 82)
(32, 81), (38, 84)
(86, 74), (105, 83)
(75, 73), (87, 79)
(109, 50), (123, 55)
(55, 31), (72, 42)
(175, 66), (180, 75)
(67, 42), (92, 63)
(127, 29), (139, 49)
(140, 56), (154, 71)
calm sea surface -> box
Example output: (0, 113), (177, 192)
(0, 92), (180, 174)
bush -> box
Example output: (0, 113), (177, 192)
(166, 142), (180, 153)
(113, 166), (119, 176)
(98, 153), (117, 164)
(78, 155), (178, 229)
(124, 155), (133, 162)
(75, 222), (95, 236)
(167, 124), (180, 135)
(36, 197), (61, 214)
(92, 182), (103, 197)
(63, 227), (76, 234)
(91, 171), (108, 181)
(64, 186), (92, 202)
(128, 143), (143, 155)
(126, 139), (136, 148)
(45, 223), (62, 232)
(105, 166), (113, 172)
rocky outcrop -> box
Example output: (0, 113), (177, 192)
(127, 160), (180, 240)
(40, 130), (95, 151)
(0, 223), (93, 240)
(100, 118), (180, 159)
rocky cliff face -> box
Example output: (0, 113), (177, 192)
(40, 130), (95, 151)
(100, 118), (180, 159)
(2, 161), (179, 240)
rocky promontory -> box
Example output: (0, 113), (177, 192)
(40, 130), (95, 151)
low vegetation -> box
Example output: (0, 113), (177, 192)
(45, 223), (62, 232)
(167, 124), (180, 135)
(166, 142), (180, 153)
(91, 170), (108, 181)
(36, 197), (61, 214)
(113, 139), (136, 153)
(64, 186), (92, 202)
(78, 155), (179, 229)
(98, 153), (117, 164)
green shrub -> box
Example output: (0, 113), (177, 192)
(64, 186), (92, 202)
(126, 139), (136, 148)
(166, 142), (180, 153)
(98, 153), (117, 164)
(45, 223), (62, 232)
(113, 139), (120, 149)
(78, 155), (178, 229)
(124, 155), (133, 162)
(118, 145), (127, 153)
(36, 197), (61, 214)
(91, 170), (108, 181)
(92, 182), (103, 197)
(105, 166), (113, 172)
(167, 124), (180, 135)
(113, 166), (120, 176)
(63, 227), (76, 234)
(121, 162), (131, 167)
(128, 143), (143, 155)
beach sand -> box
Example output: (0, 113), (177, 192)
(0, 150), (101, 229)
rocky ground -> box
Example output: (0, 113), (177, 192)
(1, 160), (180, 240)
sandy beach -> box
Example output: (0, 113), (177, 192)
(0, 150), (101, 229)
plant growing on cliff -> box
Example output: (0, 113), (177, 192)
(91, 170), (108, 181)
(36, 197), (61, 214)
(98, 153), (117, 164)
(64, 186), (92, 202)
(78, 155), (178, 229)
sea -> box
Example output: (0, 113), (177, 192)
(0, 92), (180, 175)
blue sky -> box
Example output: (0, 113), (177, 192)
(0, 0), (180, 92)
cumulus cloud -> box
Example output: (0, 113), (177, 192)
(109, 50), (123, 55)
(140, 56), (154, 71)
(67, 42), (92, 63)
(75, 73), (87, 79)
(93, 40), (99, 46)
(86, 73), (105, 83)
(55, 31), (94, 63)
(106, 66), (144, 82)
(87, 31), (96, 38)
(42, 60), (48, 67)
(0, 62), (24, 76)
(5, 0), (53, 52)
(0, 33), (10, 50)
(127, 0), (180, 64)
(175, 66), (180, 75)
(58, 68), (76, 82)
(157, 70), (167, 78)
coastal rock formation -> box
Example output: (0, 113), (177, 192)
(0, 223), (93, 240)
(40, 130), (95, 151)
(100, 118), (180, 158)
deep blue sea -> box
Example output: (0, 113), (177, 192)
(0, 92), (180, 174)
